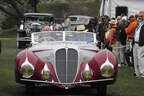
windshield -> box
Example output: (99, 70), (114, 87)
(32, 31), (96, 43)
(65, 32), (94, 42)
(70, 17), (90, 25)
(25, 15), (52, 22)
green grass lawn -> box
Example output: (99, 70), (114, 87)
(0, 33), (144, 96)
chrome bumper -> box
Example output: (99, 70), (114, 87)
(20, 78), (114, 85)
(17, 37), (31, 41)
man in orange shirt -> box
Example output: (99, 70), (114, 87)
(109, 20), (117, 46)
(125, 15), (138, 66)
(125, 15), (138, 44)
(104, 20), (117, 52)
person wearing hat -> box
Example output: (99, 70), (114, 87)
(76, 25), (88, 32)
(125, 15), (138, 66)
(104, 20), (117, 52)
(108, 20), (117, 46)
(125, 15), (138, 42)
(116, 16), (121, 23)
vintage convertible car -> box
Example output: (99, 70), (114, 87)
(17, 13), (54, 48)
(69, 15), (95, 31)
(15, 31), (118, 96)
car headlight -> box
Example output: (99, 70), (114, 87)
(41, 64), (52, 80)
(100, 58), (114, 78)
(20, 58), (34, 78)
(82, 64), (93, 80)
(20, 64), (34, 78)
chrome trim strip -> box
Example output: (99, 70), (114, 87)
(31, 34), (34, 43)
(55, 48), (66, 83)
(63, 31), (65, 41)
(93, 33), (96, 43)
(20, 78), (114, 85)
(66, 48), (68, 82)
(54, 49), (60, 83)
(73, 49), (79, 83)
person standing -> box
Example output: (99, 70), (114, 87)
(133, 11), (144, 78)
(97, 16), (109, 49)
(125, 15), (138, 66)
(61, 13), (71, 31)
(108, 20), (117, 51)
(125, 15), (138, 50)
(115, 17), (127, 67)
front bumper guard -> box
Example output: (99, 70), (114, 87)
(20, 78), (114, 85)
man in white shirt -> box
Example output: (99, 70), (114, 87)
(133, 11), (144, 78)
(61, 13), (71, 31)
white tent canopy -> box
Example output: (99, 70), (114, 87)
(100, 0), (144, 18)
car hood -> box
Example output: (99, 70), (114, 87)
(29, 41), (99, 65)
(30, 41), (98, 51)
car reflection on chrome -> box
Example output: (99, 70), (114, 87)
(15, 31), (118, 96)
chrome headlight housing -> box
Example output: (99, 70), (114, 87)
(20, 58), (35, 78)
(41, 64), (52, 80)
(100, 58), (114, 78)
(82, 64), (93, 80)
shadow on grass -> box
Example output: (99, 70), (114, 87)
(14, 86), (99, 96)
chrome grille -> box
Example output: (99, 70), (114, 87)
(56, 48), (78, 83)
(56, 49), (66, 83)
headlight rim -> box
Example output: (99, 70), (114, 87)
(41, 70), (52, 80)
(81, 63), (93, 81)
(20, 63), (35, 78)
(100, 63), (114, 78)
(41, 64), (52, 81)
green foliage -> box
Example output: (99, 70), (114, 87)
(28, 0), (40, 7)
(1, 16), (18, 29)
(0, 28), (17, 38)
(38, 1), (101, 17)
(37, 2), (70, 17)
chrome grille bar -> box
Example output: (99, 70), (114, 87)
(56, 48), (78, 83)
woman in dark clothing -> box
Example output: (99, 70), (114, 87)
(115, 18), (127, 67)
(97, 16), (109, 49)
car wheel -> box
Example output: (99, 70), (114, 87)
(97, 85), (107, 96)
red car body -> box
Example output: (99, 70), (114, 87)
(15, 31), (118, 95)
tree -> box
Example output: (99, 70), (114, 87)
(0, 0), (40, 19)
(28, 0), (40, 12)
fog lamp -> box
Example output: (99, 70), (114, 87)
(82, 64), (93, 80)
(41, 64), (52, 80)
(100, 58), (114, 78)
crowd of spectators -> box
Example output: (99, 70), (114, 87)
(92, 11), (144, 78)
(42, 12), (144, 78)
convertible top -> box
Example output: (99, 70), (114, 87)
(31, 31), (97, 44)
(24, 13), (54, 17)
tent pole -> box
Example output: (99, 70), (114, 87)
(109, 0), (111, 17)
(102, 0), (106, 16)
